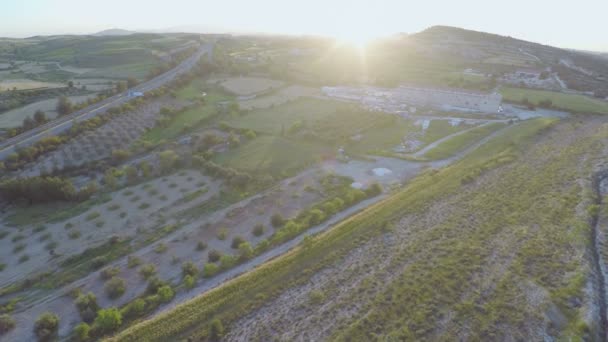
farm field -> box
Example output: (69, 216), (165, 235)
(140, 90), (233, 144)
(0, 78), (64, 91)
(421, 122), (508, 160)
(0, 94), (99, 128)
(501, 86), (608, 114)
(111, 117), (599, 342)
(209, 76), (284, 96)
(214, 135), (331, 177)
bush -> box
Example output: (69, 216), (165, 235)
(271, 213), (285, 228)
(105, 277), (126, 299)
(93, 307), (122, 334)
(127, 256), (142, 268)
(238, 242), (254, 260)
(0, 314), (15, 335)
(18, 254), (29, 263)
(139, 264), (157, 279)
(68, 230), (81, 239)
(72, 322), (90, 341)
(252, 224), (265, 237)
(146, 277), (166, 295)
(196, 241), (207, 251)
(209, 318), (224, 340)
(100, 266), (120, 280)
(217, 227), (228, 240)
(183, 275), (195, 289)
(0, 264), (5, 272)
(157, 285), (174, 303)
(181, 261), (199, 277)
(121, 298), (145, 320)
(86, 212), (100, 221)
(45, 240), (58, 250)
(34, 312), (59, 341)
(231, 236), (246, 249)
(154, 243), (168, 254)
(208, 249), (222, 262)
(75, 292), (99, 323)
(13, 243), (25, 253)
(203, 263), (219, 277)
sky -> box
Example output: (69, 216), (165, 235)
(1, 0), (607, 51)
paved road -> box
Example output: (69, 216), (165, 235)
(0, 43), (213, 161)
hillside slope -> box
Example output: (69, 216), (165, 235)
(111, 117), (608, 341)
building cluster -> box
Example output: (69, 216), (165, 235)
(322, 85), (502, 113)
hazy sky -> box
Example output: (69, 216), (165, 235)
(2, 0), (607, 51)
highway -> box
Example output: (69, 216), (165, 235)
(0, 43), (213, 161)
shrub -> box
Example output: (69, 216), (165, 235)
(18, 254), (29, 263)
(121, 298), (145, 320)
(0, 314), (15, 335)
(119, 212), (127, 218)
(95, 221), (105, 228)
(203, 263), (219, 277)
(33, 225), (47, 233)
(105, 277), (126, 299)
(208, 249), (222, 262)
(13, 243), (26, 253)
(93, 307), (122, 334)
(86, 212), (100, 221)
(183, 275), (195, 289)
(72, 322), (90, 341)
(0, 231), (7, 240)
(220, 254), (236, 269)
(64, 222), (73, 229)
(196, 241), (207, 251)
(138, 203), (150, 210)
(45, 241), (58, 251)
(107, 203), (121, 211)
(209, 318), (224, 340)
(38, 232), (52, 242)
(68, 230), (81, 239)
(181, 261), (199, 277)
(75, 292), (99, 323)
(231, 235), (246, 249)
(217, 227), (228, 240)
(157, 285), (174, 303)
(238, 242), (254, 260)
(271, 213), (285, 228)
(146, 276), (166, 295)
(0, 264), (5, 272)
(11, 234), (24, 242)
(34, 312), (59, 341)
(252, 224), (265, 237)
(100, 266), (120, 280)
(154, 243), (168, 254)
(139, 264), (157, 279)
(127, 256), (142, 268)
(309, 290), (326, 304)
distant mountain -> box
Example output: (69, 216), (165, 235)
(93, 28), (136, 36)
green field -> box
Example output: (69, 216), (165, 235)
(501, 86), (608, 114)
(214, 135), (331, 177)
(141, 91), (232, 143)
(225, 98), (351, 135)
(422, 122), (507, 160)
(112, 118), (578, 342)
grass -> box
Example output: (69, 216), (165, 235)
(141, 90), (232, 143)
(109, 118), (560, 341)
(214, 135), (330, 177)
(422, 122), (507, 159)
(501, 86), (608, 114)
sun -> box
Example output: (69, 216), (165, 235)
(334, 32), (375, 51)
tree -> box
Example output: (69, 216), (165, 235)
(181, 261), (199, 277)
(111, 149), (130, 163)
(56, 96), (73, 116)
(103, 170), (118, 190)
(127, 77), (138, 88)
(33, 110), (47, 125)
(271, 213), (285, 228)
(158, 150), (179, 174)
(157, 285), (174, 302)
(139, 161), (152, 178)
(34, 312), (59, 341)
(231, 236), (246, 249)
(72, 322), (90, 341)
(238, 242), (253, 260)
(0, 314), (15, 335)
(93, 308), (122, 334)
(115, 81), (128, 93)
(75, 292), (99, 323)
(104, 277), (126, 299)
(125, 166), (138, 184)
(208, 318), (224, 341)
